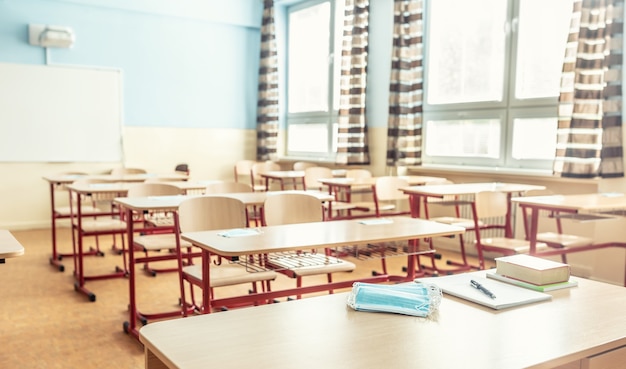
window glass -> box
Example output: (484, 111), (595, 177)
(426, 0), (507, 105)
(288, 2), (331, 114)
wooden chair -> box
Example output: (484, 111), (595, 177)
(262, 192), (356, 299)
(204, 181), (259, 226)
(303, 166), (358, 219)
(419, 180), (476, 275)
(521, 189), (593, 263)
(126, 183), (198, 277)
(176, 196), (277, 314)
(293, 161), (317, 171)
(204, 181), (253, 194)
(174, 163), (189, 176)
(473, 191), (549, 270)
(110, 167), (147, 176)
(233, 160), (256, 184)
(352, 176), (411, 217)
(50, 172), (101, 271)
(250, 161), (281, 191)
(68, 178), (129, 300)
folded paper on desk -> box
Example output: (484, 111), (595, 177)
(217, 228), (262, 238)
(417, 273), (551, 310)
(347, 282), (442, 317)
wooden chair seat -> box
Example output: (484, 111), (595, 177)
(79, 218), (127, 232)
(133, 233), (192, 251)
(55, 205), (100, 216)
(536, 232), (593, 248)
(429, 216), (483, 229)
(479, 237), (550, 254)
(267, 254), (356, 277)
(350, 202), (395, 212)
(182, 264), (277, 288)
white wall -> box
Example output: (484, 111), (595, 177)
(3, 127), (255, 230)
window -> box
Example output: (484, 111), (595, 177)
(283, 0), (343, 159)
(423, 0), (573, 170)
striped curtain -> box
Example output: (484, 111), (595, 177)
(336, 0), (370, 165)
(256, 0), (279, 161)
(386, 0), (424, 167)
(554, 0), (624, 178)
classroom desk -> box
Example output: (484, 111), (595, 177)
(402, 182), (546, 238)
(513, 193), (626, 285)
(139, 272), (626, 369)
(114, 190), (339, 339)
(319, 175), (448, 199)
(42, 173), (190, 272)
(260, 170), (305, 190)
(66, 182), (134, 301)
(180, 217), (464, 315)
(0, 230), (25, 263)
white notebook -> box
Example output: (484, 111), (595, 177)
(416, 272), (552, 310)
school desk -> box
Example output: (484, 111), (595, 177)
(42, 174), (198, 272)
(513, 193), (626, 285)
(139, 271), (626, 369)
(0, 230), (24, 263)
(114, 190), (338, 340)
(180, 217), (464, 315)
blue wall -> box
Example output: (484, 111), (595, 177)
(0, 0), (263, 129)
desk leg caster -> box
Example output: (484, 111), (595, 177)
(49, 257), (65, 272)
(74, 282), (96, 302)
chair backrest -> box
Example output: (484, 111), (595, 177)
(234, 160), (256, 183)
(110, 167), (147, 176)
(345, 169), (372, 180)
(174, 163), (189, 175)
(178, 196), (247, 233)
(127, 183), (183, 197)
(475, 191), (508, 219)
(304, 166), (333, 190)
(374, 176), (409, 202)
(293, 161), (317, 171)
(263, 193), (324, 226)
(204, 181), (253, 194)
(250, 161), (281, 188)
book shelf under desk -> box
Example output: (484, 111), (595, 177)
(230, 242), (436, 274)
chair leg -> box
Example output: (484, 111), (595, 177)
(326, 274), (334, 294)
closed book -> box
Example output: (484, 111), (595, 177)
(495, 254), (570, 285)
(486, 270), (578, 292)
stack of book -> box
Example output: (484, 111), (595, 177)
(486, 254), (578, 292)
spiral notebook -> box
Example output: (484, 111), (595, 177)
(416, 272), (552, 310)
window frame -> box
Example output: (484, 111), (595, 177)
(421, 0), (571, 171)
(281, 0), (341, 161)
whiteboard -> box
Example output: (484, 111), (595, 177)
(0, 63), (123, 162)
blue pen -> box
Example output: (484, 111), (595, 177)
(470, 279), (496, 299)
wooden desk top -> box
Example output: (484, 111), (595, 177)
(402, 182), (546, 198)
(140, 272), (626, 369)
(260, 170), (305, 179)
(181, 217), (464, 257)
(512, 192), (626, 212)
(42, 172), (189, 184)
(318, 175), (447, 188)
(0, 230), (24, 260)
(114, 190), (336, 212)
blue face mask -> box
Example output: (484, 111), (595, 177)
(346, 281), (442, 317)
